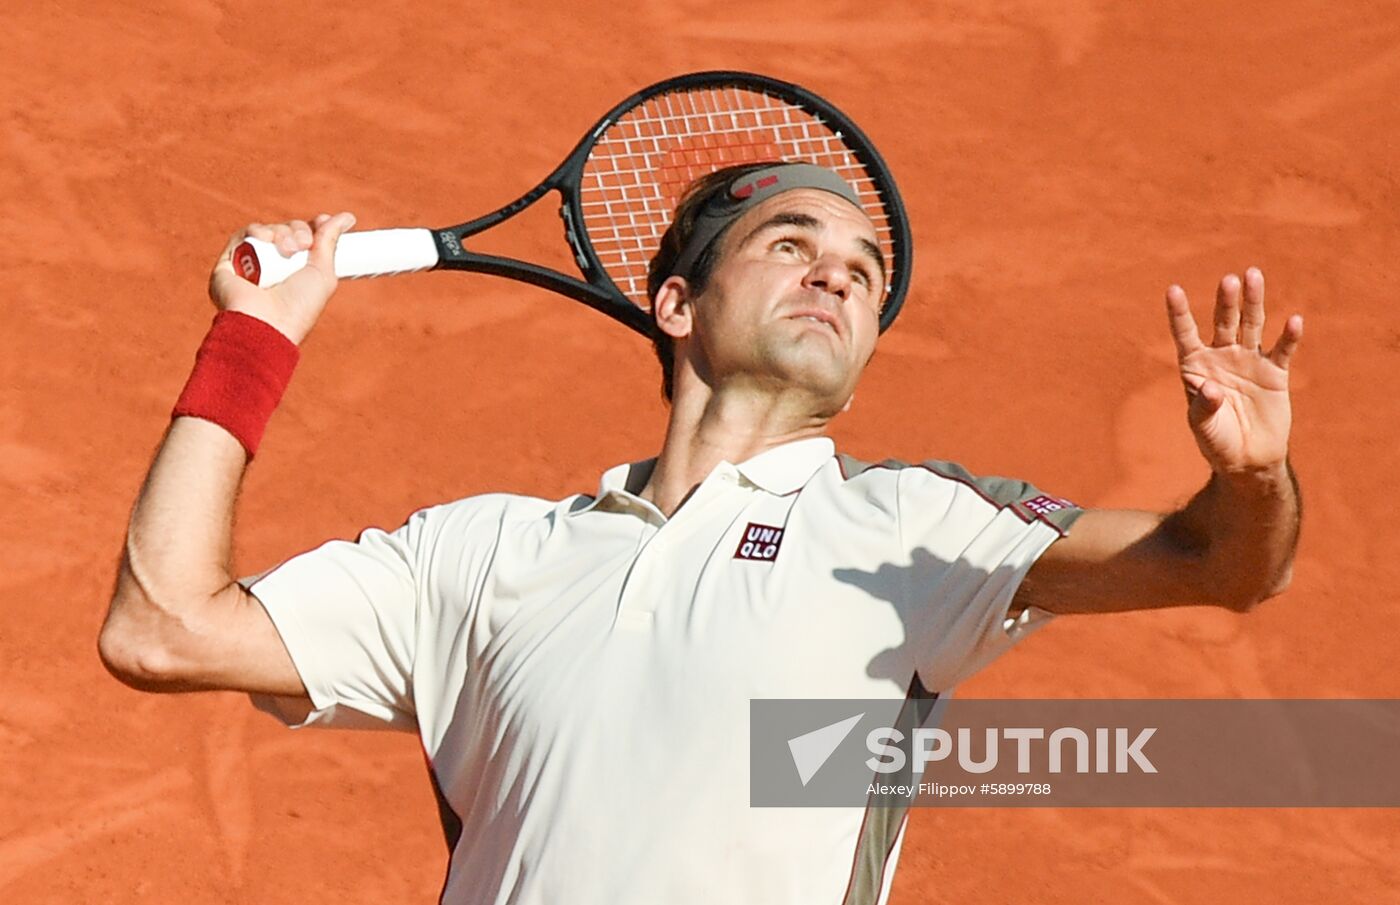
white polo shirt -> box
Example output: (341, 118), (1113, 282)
(246, 436), (1082, 905)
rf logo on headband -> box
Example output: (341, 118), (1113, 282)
(731, 173), (780, 199)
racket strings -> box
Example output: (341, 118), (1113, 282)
(580, 87), (898, 312)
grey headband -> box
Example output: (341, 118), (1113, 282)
(669, 163), (862, 279)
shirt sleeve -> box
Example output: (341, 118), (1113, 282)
(240, 507), (436, 731)
(894, 460), (1084, 691)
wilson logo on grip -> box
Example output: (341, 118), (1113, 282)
(735, 522), (785, 562)
(233, 243), (260, 283)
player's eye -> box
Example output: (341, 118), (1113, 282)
(771, 237), (803, 255)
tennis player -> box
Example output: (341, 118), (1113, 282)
(99, 161), (1302, 904)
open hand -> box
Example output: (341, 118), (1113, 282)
(1165, 267), (1303, 476)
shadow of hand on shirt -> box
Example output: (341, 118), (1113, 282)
(833, 546), (1027, 694)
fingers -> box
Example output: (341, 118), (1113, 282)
(1212, 273), (1242, 346)
(232, 219), (323, 259)
(1239, 267), (1265, 350)
(212, 212), (355, 294)
(1165, 284), (1204, 359)
(305, 211), (356, 275)
(219, 212), (356, 266)
(1267, 313), (1304, 370)
(263, 220), (314, 257)
(1194, 377), (1227, 415)
(1180, 267), (1277, 353)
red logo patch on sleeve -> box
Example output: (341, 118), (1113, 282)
(1023, 494), (1075, 516)
(735, 522), (785, 562)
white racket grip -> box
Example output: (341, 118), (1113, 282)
(232, 228), (440, 288)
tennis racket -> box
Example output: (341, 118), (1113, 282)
(233, 70), (913, 338)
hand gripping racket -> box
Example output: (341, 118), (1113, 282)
(233, 70), (913, 337)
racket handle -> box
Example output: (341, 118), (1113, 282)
(232, 228), (440, 287)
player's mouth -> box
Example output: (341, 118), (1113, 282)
(786, 308), (842, 338)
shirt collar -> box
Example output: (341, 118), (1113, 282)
(566, 457), (657, 518)
(732, 436), (836, 495)
(569, 436), (835, 516)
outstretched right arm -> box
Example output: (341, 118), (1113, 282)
(98, 212), (355, 695)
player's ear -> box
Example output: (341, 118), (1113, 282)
(653, 275), (695, 341)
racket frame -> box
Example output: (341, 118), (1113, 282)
(427, 70), (913, 338)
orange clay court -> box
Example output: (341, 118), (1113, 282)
(2, 1), (1398, 903)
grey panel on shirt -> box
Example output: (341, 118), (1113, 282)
(841, 678), (944, 905)
(836, 453), (1084, 536)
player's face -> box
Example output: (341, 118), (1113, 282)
(689, 189), (885, 413)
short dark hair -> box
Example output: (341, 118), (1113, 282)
(646, 161), (781, 402)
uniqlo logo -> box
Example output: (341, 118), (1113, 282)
(1023, 494), (1074, 516)
(735, 522), (785, 562)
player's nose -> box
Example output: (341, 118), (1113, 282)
(802, 252), (852, 300)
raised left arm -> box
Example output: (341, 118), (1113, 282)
(1015, 267), (1303, 615)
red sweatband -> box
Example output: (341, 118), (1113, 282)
(171, 310), (300, 459)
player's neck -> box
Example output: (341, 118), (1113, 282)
(640, 383), (829, 518)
